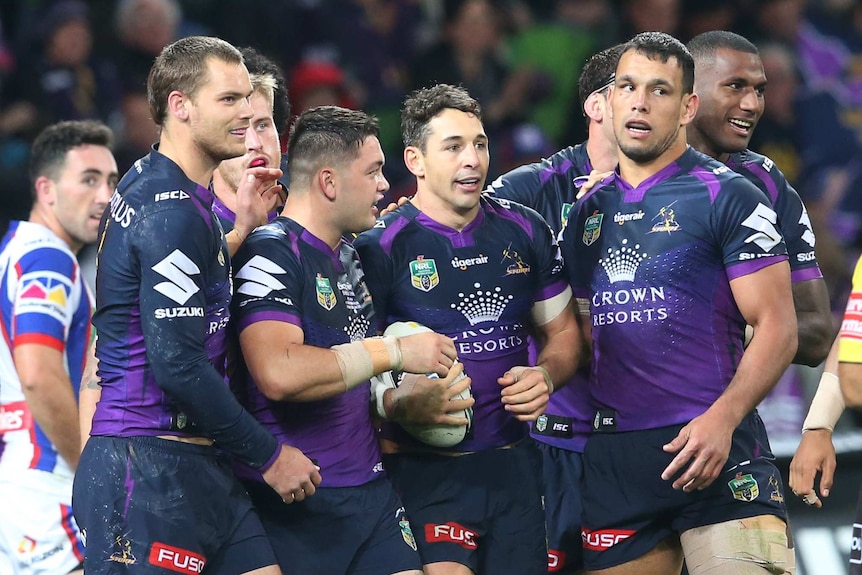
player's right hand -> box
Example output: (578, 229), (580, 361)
(397, 332), (457, 377)
(262, 444), (322, 504)
(388, 362), (474, 425)
(575, 169), (613, 199)
(788, 429), (836, 508)
(379, 195), (410, 217)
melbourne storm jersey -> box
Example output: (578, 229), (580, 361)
(91, 149), (276, 468)
(230, 217), (382, 487)
(489, 142), (594, 452)
(727, 149), (822, 283)
(0, 222), (91, 478)
(355, 196), (569, 452)
(564, 147), (789, 432)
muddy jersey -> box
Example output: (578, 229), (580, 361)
(564, 147), (789, 432)
(355, 196), (569, 452)
(0, 221), (91, 478)
(230, 217), (382, 487)
(90, 149), (276, 468)
(488, 142), (594, 452)
(727, 149), (821, 283)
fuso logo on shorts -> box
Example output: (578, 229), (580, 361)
(425, 522), (478, 549)
(581, 528), (635, 551)
(149, 543), (206, 574)
(548, 549), (566, 572)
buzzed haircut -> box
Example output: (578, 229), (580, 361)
(287, 106), (380, 189)
(29, 120), (114, 197)
(687, 30), (759, 64)
(147, 36), (244, 127)
(621, 32), (695, 95)
(579, 44), (625, 113)
(239, 46), (291, 133)
(401, 84), (482, 151)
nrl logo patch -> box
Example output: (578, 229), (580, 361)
(400, 520), (417, 551)
(583, 211), (603, 246)
(410, 256), (439, 292)
(535, 414), (548, 433)
(315, 274), (337, 310)
(728, 472), (759, 502)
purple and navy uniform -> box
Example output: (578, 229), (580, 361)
(563, 147), (791, 570)
(230, 216), (420, 574)
(355, 195), (568, 574)
(488, 143), (593, 573)
(72, 148), (279, 575)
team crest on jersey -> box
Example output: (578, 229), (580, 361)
(768, 474), (784, 503)
(649, 201), (681, 234)
(728, 473), (759, 502)
(410, 256), (439, 292)
(560, 202), (572, 228)
(315, 274), (337, 310)
(17, 273), (73, 319)
(535, 414), (548, 433)
(502, 243), (531, 275)
(110, 535), (137, 565)
(583, 211), (603, 245)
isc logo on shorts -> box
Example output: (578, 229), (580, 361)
(149, 543), (206, 574)
(581, 528), (635, 551)
(425, 522), (478, 549)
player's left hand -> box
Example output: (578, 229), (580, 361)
(498, 366), (551, 422)
(660, 409), (735, 492)
(379, 195), (410, 218)
(234, 167), (284, 240)
(788, 429), (836, 509)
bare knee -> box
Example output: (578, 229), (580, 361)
(680, 515), (795, 575)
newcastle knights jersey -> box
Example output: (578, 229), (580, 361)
(0, 222), (91, 478)
(355, 196), (569, 453)
(488, 142), (594, 452)
(230, 217), (382, 487)
(564, 147), (789, 432)
(90, 148), (276, 469)
(726, 149), (822, 283)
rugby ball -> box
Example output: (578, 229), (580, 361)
(382, 321), (473, 448)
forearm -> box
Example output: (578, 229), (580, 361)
(535, 327), (580, 392)
(794, 309), (834, 366)
(226, 228), (246, 257)
(22, 377), (81, 470)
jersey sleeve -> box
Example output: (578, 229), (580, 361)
(132, 208), (278, 468)
(354, 231), (394, 331)
(712, 177), (789, 281)
(11, 246), (80, 351)
(231, 232), (304, 333)
(773, 180), (822, 282)
(487, 162), (543, 207)
(526, 208), (568, 302)
(839, 256), (862, 363)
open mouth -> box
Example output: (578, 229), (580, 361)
(455, 176), (482, 191)
(728, 118), (755, 134)
(625, 119), (651, 135)
(249, 158), (267, 168)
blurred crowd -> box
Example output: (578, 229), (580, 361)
(0, 0), (860, 438)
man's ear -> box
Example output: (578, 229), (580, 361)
(584, 92), (605, 123)
(34, 176), (55, 206)
(317, 167), (337, 201)
(404, 146), (425, 178)
(167, 90), (190, 122)
(681, 92), (699, 126)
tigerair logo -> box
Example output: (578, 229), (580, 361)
(599, 239), (648, 283)
(613, 210), (645, 225)
(451, 254), (488, 270)
(235, 255), (286, 298)
(450, 282), (513, 325)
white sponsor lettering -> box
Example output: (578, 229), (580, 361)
(741, 203), (782, 252)
(591, 287), (665, 307)
(235, 256), (286, 298)
(154, 307), (204, 319)
(592, 308), (669, 326)
(613, 211), (645, 225)
(451, 254), (489, 270)
(154, 190), (190, 202)
(152, 250), (201, 305)
(109, 191), (135, 228)
(799, 207), (816, 248)
(797, 251), (816, 262)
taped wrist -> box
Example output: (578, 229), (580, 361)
(532, 366), (554, 395)
(332, 336), (402, 391)
(802, 371), (845, 432)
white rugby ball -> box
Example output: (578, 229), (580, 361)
(384, 322), (473, 448)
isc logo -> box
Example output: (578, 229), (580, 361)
(155, 190), (190, 202)
(425, 522), (478, 549)
(149, 543), (205, 574)
(581, 528), (635, 551)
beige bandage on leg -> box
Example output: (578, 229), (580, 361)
(681, 515), (795, 575)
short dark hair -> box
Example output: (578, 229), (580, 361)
(29, 120), (114, 193)
(287, 106), (379, 188)
(687, 30), (759, 64)
(401, 84), (482, 151)
(621, 32), (695, 95)
(239, 46), (290, 134)
(147, 36), (243, 127)
(578, 44), (625, 113)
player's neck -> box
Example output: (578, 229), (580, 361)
(280, 195), (341, 251)
(618, 139), (688, 188)
(585, 134), (618, 173)
(686, 126), (731, 164)
(29, 206), (82, 254)
(211, 172), (238, 214)
(412, 187), (479, 232)
(157, 131), (218, 189)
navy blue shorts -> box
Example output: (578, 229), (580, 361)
(384, 440), (547, 575)
(851, 483), (862, 574)
(72, 436), (276, 575)
(581, 412), (788, 571)
(244, 475), (421, 575)
(538, 441), (584, 574)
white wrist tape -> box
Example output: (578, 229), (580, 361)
(332, 336), (402, 391)
(802, 372), (845, 432)
(532, 366), (554, 395)
(371, 371), (397, 419)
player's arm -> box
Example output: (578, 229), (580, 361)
(78, 333), (101, 451)
(662, 260), (797, 491)
(240, 320), (457, 402)
(15, 344), (81, 470)
(791, 279), (833, 366)
(789, 335), (841, 507)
